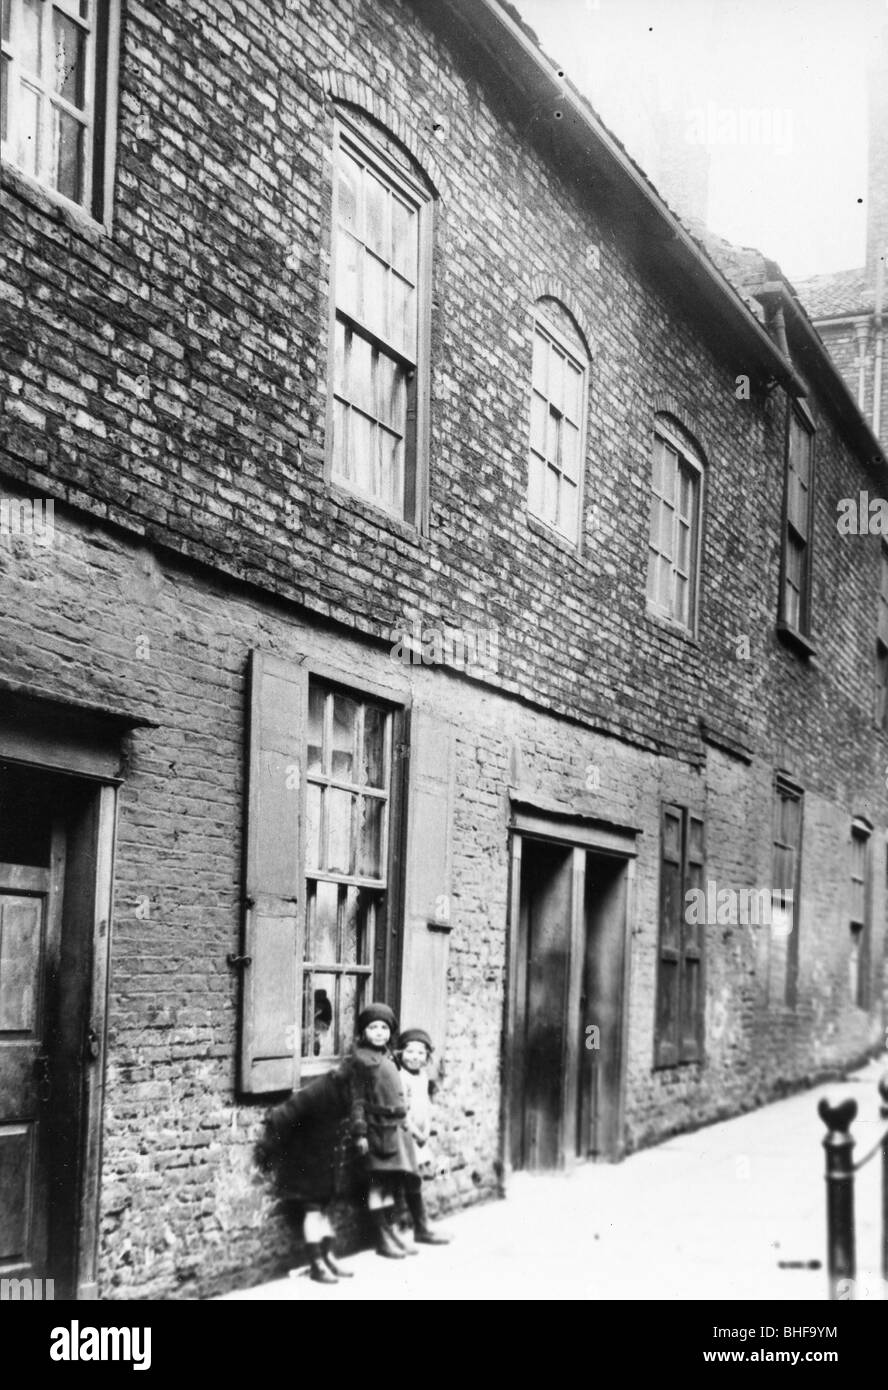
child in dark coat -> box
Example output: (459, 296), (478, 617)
(261, 1067), (355, 1284)
(343, 1002), (422, 1259)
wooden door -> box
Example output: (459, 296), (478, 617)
(578, 851), (628, 1160)
(515, 839), (573, 1170)
(0, 852), (63, 1281)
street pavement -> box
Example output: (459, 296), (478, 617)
(218, 1058), (888, 1301)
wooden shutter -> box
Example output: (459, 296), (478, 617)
(239, 650), (305, 1094)
(399, 709), (454, 1050)
(680, 813), (705, 1062)
(654, 804), (683, 1067)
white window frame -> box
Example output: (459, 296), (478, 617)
(1, 0), (120, 229)
(325, 112), (433, 531)
(526, 310), (588, 547)
(645, 420), (705, 634)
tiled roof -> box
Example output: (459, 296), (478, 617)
(793, 267), (874, 320)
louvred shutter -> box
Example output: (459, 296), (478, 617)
(655, 804), (683, 1068)
(238, 650), (304, 1094)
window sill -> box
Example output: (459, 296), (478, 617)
(526, 511), (583, 557)
(1, 159), (110, 240)
(645, 606), (699, 646)
(325, 477), (429, 547)
(775, 620), (817, 659)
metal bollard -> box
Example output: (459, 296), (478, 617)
(880, 1072), (888, 1294)
(818, 1096), (858, 1300)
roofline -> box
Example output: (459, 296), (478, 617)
(412, 0), (807, 396)
(757, 282), (888, 474)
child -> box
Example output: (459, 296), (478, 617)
(396, 1027), (451, 1245)
(343, 1002), (422, 1259)
(260, 1067), (356, 1284)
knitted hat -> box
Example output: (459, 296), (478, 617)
(357, 1002), (397, 1034)
(398, 1027), (433, 1053)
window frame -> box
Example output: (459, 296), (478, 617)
(298, 665), (408, 1082)
(645, 419), (705, 636)
(849, 819), (872, 1010)
(654, 803), (705, 1068)
(0, 0), (120, 230)
(324, 111), (433, 533)
(526, 307), (589, 548)
(771, 776), (803, 1008)
(777, 400), (816, 651)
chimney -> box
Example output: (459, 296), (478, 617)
(865, 26), (888, 287)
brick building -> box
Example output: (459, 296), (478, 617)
(0, 0), (886, 1300)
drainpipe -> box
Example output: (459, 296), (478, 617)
(873, 248), (885, 442)
(854, 321), (869, 411)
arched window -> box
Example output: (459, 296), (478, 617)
(646, 416), (705, 632)
(527, 299), (589, 545)
(327, 110), (433, 529)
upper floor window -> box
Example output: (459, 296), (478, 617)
(527, 306), (587, 544)
(770, 777), (803, 1007)
(646, 420), (704, 632)
(779, 405), (815, 641)
(327, 114), (432, 527)
(0, 0), (119, 225)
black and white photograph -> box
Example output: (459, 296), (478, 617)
(1, 0), (888, 1347)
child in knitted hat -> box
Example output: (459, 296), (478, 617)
(396, 1026), (451, 1245)
(343, 1002), (421, 1259)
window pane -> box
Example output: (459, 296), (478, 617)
(560, 479), (578, 539)
(544, 464), (559, 526)
(657, 554), (672, 610)
(363, 254), (386, 336)
(332, 316), (346, 395)
(306, 783), (321, 871)
(378, 428), (402, 512)
(364, 169), (388, 258)
(390, 274), (414, 357)
(530, 391), (547, 456)
(309, 880), (339, 964)
(649, 497), (662, 549)
(532, 331), (548, 395)
(335, 231), (360, 319)
(332, 398), (349, 478)
(53, 10), (85, 107)
(307, 684), (325, 774)
(338, 972), (365, 1056)
(561, 421), (580, 481)
(326, 789), (353, 874)
(348, 332), (374, 415)
(674, 572), (688, 626)
(331, 694), (357, 781)
(342, 886), (370, 966)
(391, 194), (416, 279)
(357, 796), (383, 878)
(548, 346), (564, 413)
(362, 707), (386, 788)
(375, 351), (406, 431)
(659, 499), (675, 557)
(17, 82), (40, 175)
(1, 0), (10, 42)
(676, 516), (691, 573)
(302, 973), (336, 1059)
(528, 454), (544, 517)
(337, 150), (361, 236)
(349, 409), (374, 495)
(21, 0), (42, 75)
(54, 107), (83, 200)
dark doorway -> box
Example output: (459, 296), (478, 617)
(509, 833), (630, 1172)
(0, 763), (108, 1298)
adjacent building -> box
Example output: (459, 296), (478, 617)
(0, 0), (885, 1299)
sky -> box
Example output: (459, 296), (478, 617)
(515, 0), (886, 281)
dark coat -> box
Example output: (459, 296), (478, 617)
(262, 1069), (355, 1205)
(344, 1044), (421, 1181)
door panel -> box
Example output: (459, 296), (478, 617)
(0, 866), (55, 1277)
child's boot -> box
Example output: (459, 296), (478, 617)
(306, 1242), (338, 1282)
(386, 1207), (419, 1256)
(322, 1237), (354, 1278)
(371, 1208), (406, 1258)
(407, 1187), (451, 1244)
